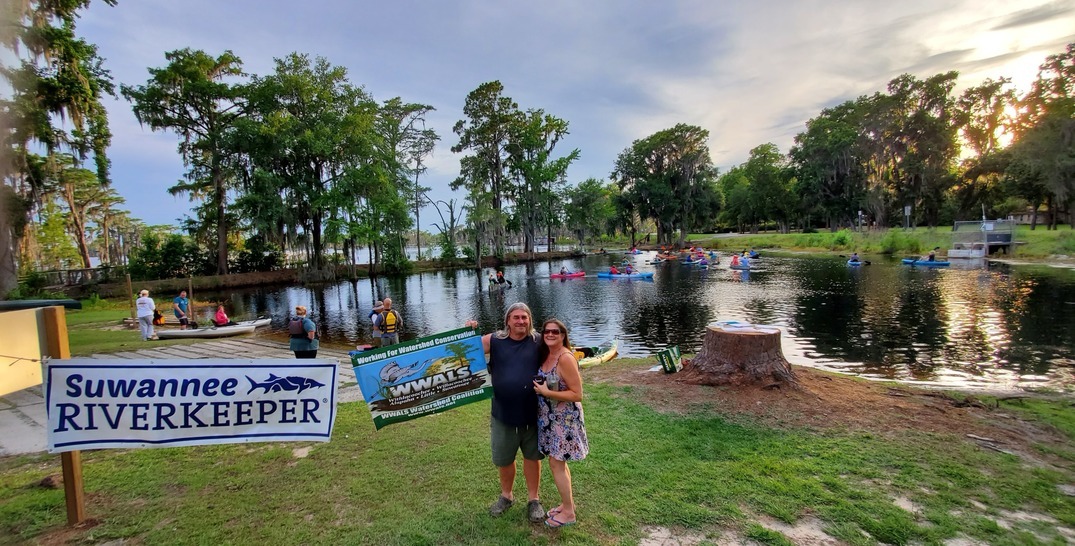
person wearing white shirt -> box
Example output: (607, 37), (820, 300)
(135, 289), (157, 341)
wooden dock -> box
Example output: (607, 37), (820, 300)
(0, 338), (365, 456)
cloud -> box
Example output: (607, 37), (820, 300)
(991, 1), (1075, 30)
(63, 0), (1075, 230)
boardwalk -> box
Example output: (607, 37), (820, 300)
(0, 338), (364, 456)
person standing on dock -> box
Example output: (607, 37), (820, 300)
(369, 300), (384, 341)
(136, 290), (157, 341)
(374, 298), (403, 347)
(173, 290), (190, 330)
(289, 305), (319, 359)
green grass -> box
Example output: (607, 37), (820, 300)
(693, 226), (1075, 259)
(63, 301), (201, 356)
(2, 360), (1074, 545)
(1013, 228), (1075, 257)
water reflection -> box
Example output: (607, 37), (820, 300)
(197, 253), (1075, 391)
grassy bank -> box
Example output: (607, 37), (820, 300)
(2, 359), (1073, 545)
(63, 297), (207, 355)
(692, 227), (1075, 259)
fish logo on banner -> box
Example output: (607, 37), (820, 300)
(351, 328), (492, 429)
(246, 374), (326, 394)
(43, 360), (338, 453)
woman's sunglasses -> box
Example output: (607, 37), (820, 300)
(542, 329), (562, 335)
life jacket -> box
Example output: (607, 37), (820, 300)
(288, 317), (306, 338)
(379, 309), (401, 334)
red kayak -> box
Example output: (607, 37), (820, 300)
(550, 271), (585, 279)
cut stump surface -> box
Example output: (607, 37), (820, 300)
(679, 324), (800, 388)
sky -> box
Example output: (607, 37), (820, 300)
(68, 0), (1075, 231)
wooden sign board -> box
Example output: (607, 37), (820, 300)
(0, 308), (47, 397)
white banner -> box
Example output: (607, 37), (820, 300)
(43, 359), (338, 453)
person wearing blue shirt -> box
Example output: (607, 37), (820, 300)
(288, 305), (319, 358)
(173, 290), (190, 329)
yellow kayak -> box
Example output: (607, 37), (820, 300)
(578, 340), (618, 368)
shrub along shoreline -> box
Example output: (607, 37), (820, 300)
(686, 226), (1075, 259)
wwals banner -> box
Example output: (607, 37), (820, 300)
(44, 360), (338, 453)
(350, 328), (490, 430)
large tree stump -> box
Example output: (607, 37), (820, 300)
(679, 324), (800, 389)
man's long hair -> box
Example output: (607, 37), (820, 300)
(493, 301), (539, 340)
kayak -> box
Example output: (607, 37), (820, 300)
(729, 265), (751, 271)
(155, 324), (256, 339)
(902, 258), (950, 267)
(597, 271), (654, 279)
(550, 271), (585, 278)
(578, 340), (618, 368)
(349, 344), (375, 355)
(239, 317), (272, 328)
(208, 317), (272, 328)
(847, 260), (863, 267)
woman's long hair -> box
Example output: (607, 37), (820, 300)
(538, 318), (572, 363)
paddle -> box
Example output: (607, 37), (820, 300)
(839, 254), (871, 265)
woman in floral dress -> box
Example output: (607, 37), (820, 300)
(532, 318), (589, 528)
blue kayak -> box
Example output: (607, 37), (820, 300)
(597, 271), (654, 279)
(847, 260), (863, 267)
(902, 258), (950, 267)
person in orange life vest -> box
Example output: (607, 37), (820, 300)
(496, 270), (513, 288)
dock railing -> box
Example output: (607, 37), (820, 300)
(950, 220), (1015, 257)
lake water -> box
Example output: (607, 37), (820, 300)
(197, 253), (1075, 392)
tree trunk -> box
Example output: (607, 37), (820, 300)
(0, 187), (17, 297)
(215, 171), (228, 275)
(678, 324), (799, 389)
(414, 169), (422, 260)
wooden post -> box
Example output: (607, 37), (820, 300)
(42, 306), (86, 525)
(126, 273), (135, 320)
